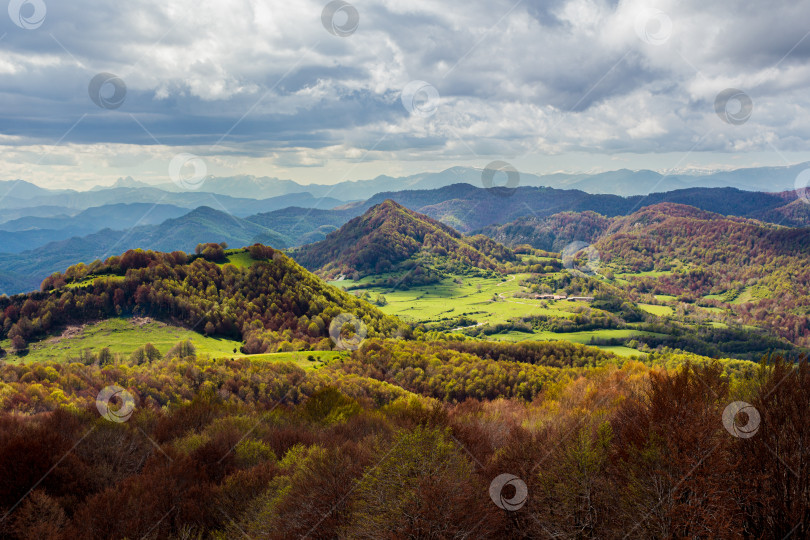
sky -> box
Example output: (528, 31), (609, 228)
(2, 0), (810, 189)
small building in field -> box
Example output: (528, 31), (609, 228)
(534, 294), (567, 300)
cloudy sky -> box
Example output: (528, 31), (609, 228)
(2, 0), (810, 189)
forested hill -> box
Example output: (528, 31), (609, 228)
(0, 244), (403, 355)
(290, 199), (516, 280)
(475, 211), (613, 251)
(596, 203), (810, 344)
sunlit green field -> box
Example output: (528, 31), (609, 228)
(0, 318), (339, 368)
(638, 303), (674, 316)
(1, 318), (241, 364)
(220, 250), (257, 269)
(597, 345), (645, 357)
(241, 350), (349, 369)
(487, 328), (663, 345)
(330, 272), (664, 354)
(330, 273), (576, 325)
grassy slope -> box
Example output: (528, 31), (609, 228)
(331, 273), (565, 324)
(219, 250), (257, 269)
(0, 318), (343, 368)
(330, 272), (660, 353)
(638, 303), (674, 316)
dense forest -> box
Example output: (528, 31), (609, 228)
(292, 200), (516, 282)
(0, 337), (806, 538)
(0, 245), (402, 355)
(476, 210), (612, 251)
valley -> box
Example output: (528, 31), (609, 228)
(331, 260), (793, 361)
(1, 180), (808, 539)
(2, 197), (804, 367)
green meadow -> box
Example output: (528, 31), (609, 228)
(0, 318), (339, 368)
(638, 303), (674, 316)
(331, 273), (576, 326)
(220, 249), (257, 269)
(486, 328), (661, 345)
(330, 272), (663, 354)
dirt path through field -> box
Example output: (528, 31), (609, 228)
(496, 275), (516, 287)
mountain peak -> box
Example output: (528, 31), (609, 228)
(292, 200), (515, 284)
(377, 199), (403, 209)
(177, 205), (224, 219)
(115, 176), (150, 188)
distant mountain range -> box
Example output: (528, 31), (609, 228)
(365, 184), (810, 231)
(0, 180), (346, 215)
(316, 161), (810, 197)
(5, 161), (810, 211)
(253, 183), (807, 241)
(124, 161), (810, 197)
(1, 180), (808, 295)
(0, 203), (189, 253)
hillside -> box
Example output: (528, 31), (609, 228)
(131, 206), (289, 251)
(476, 211), (612, 251)
(291, 200), (516, 283)
(246, 206), (350, 245)
(753, 195), (810, 227)
(475, 202), (810, 347)
(0, 244), (402, 357)
(595, 203), (810, 345)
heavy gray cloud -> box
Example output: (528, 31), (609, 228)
(1, 0), (810, 187)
